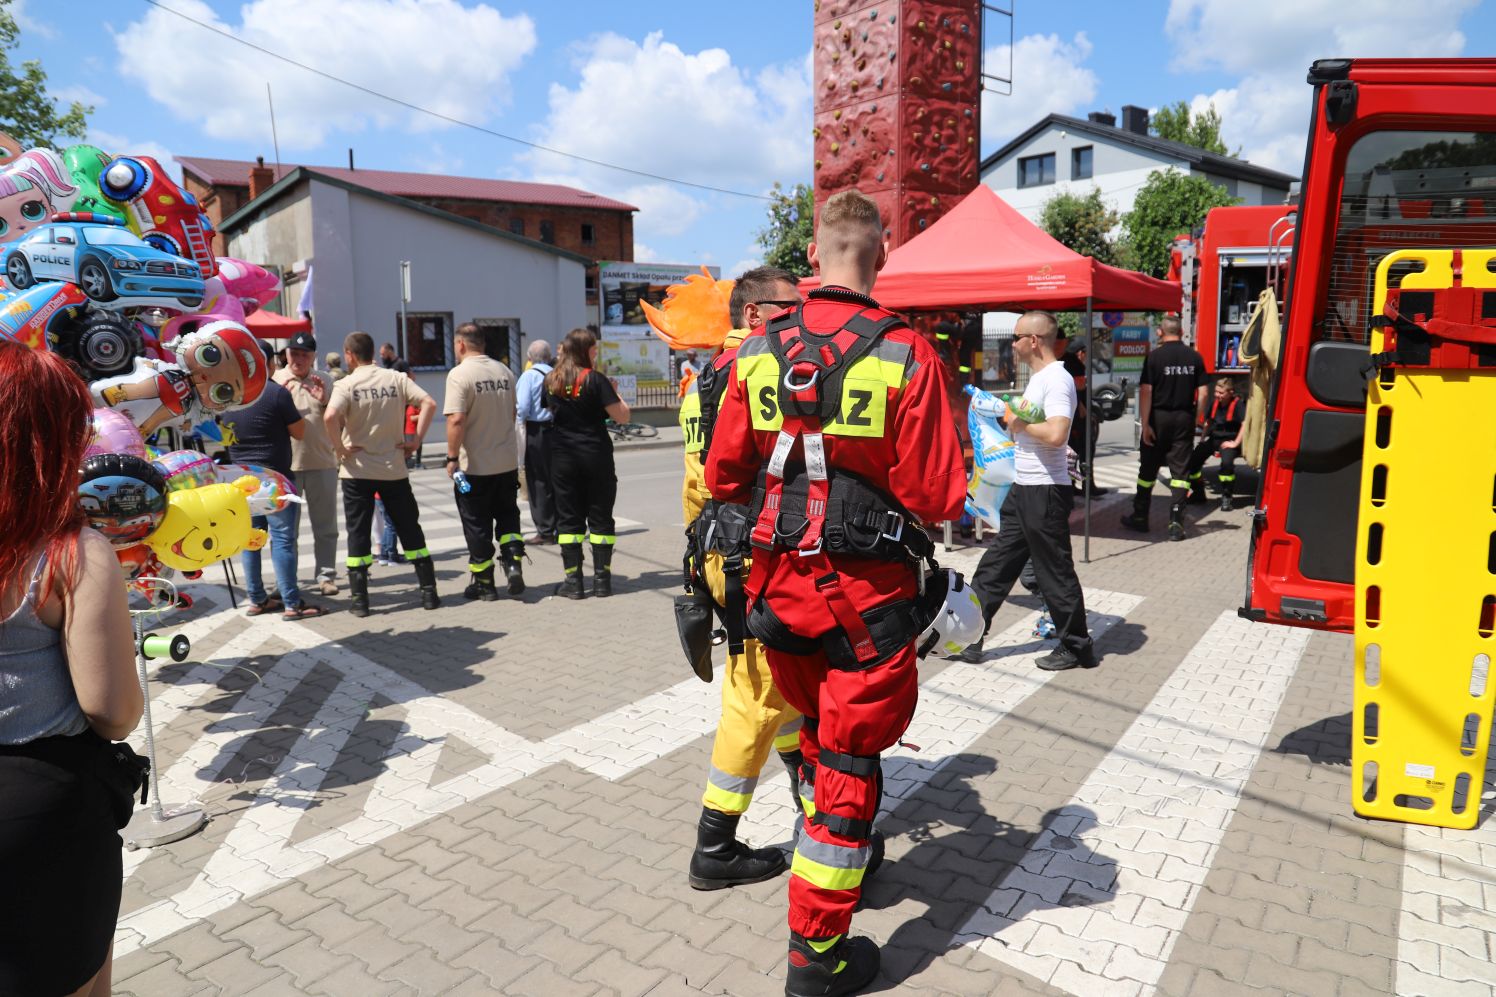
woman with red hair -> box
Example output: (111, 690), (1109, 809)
(0, 342), (143, 996)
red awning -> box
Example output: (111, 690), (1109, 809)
(803, 185), (1181, 313)
(244, 309), (311, 337)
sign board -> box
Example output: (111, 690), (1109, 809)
(598, 337), (671, 384)
(1101, 310), (1125, 329)
(597, 261), (720, 338)
(610, 374), (638, 407)
(1111, 325), (1150, 373)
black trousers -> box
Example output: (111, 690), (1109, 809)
(970, 484), (1093, 658)
(342, 477), (429, 564)
(1185, 435), (1241, 497)
(551, 445), (617, 541)
(1138, 409), (1197, 504)
(455, 470), (522, 568)
(524, 421), (557, 537)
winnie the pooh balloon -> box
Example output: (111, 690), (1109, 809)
(145, 475), (267, 571)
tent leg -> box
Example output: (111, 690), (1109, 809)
(1083, 300), (1094, 564)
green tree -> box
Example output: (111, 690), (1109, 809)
(0, 0), (91, 150)
(1150, 100), (1233, 157)
(1121, 168), (1239, 278)
(757, 182), (814, 278)
(1039, 187), (1119, 266)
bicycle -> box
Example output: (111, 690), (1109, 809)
(606, 420), (660, 442)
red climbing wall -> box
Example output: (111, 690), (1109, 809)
(813, 0), (982, 249)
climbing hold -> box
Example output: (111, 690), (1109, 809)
(834, 19), (841, 28)
(942, 82), (953, 91)
(831, 142), (840, 152)
(833, 109), (842, 120)
(956, 60), (965, 71)
(850, 80), (859, 91)
(876, 172), (885, 182)
(917, 19), (925, 29)
(921, 163), (930, 172)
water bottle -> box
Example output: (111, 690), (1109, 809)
(452, 470), (472, 494)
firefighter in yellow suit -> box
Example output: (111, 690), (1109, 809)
(649, 266), (807, 889)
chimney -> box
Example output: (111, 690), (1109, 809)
(1087, 110), (1116, 128)
(1121, 105), (1150, 136)
(249, 155), (274, 199)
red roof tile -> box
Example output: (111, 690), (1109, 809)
(176, 156), (637, 213)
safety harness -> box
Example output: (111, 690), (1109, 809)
(745, 297), (931, 670)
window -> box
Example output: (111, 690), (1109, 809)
(539, 220), (555, 244)
(581, 223), (596, 245)
(509, 217), (524, 237)
(1071, 146), (1093, 181)
(1018, 153), (1056, 188)
(397, 311), (453, 369)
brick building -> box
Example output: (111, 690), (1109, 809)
(177, 156), (636, 304)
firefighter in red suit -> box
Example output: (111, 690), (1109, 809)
(706, 191), (967, 996)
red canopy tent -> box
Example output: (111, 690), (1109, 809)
(803, 185), (1182, 559)
(244, 309), (311, 338)
(802, 184), (1180, 312)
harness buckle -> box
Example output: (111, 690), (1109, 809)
(783, 365), (820, 393)
(796, 536), (824, 557)
(881, 511), (905, 543)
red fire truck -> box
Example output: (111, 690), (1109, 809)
(1172, 204), (1297, 374)
(1244, 58), (1496, 631)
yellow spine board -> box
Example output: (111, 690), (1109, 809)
(1353, 248), (1496, 829)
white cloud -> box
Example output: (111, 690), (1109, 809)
(12, 0), (57, 39)
(727, 257), (762, 279)
(982, 33), (1100, 148)
(52, 85), (106, 110)
(633, 243), (660, 263)
(1164, 0), (1479, 172)
(113, 0), (536, 149)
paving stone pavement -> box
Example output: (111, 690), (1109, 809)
(107, 449), (1496, 995)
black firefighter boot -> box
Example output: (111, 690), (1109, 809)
(558, 543), (586, 599)
(463, 563), (500, 602)
(688, 807), (787, 890)
(1120, 488), (1151, 533)
(412, 555), (442, 609)
(348, 565), (370, 618)
(1168, 501), (1188, 542)
(500, 540), (526, 596)
(591, 542), (614, 598)
(786, 932), (880, 997)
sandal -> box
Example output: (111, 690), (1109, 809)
(246, 597), (284, 616)
(282, 603), (327, 620)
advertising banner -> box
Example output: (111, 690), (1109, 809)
(1111, 325), (1151, 374)
(597, 262), (720, 337)
(597, 337), (671, 383)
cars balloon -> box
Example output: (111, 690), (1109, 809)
(78, 452), (169, 549)
(151, 448), (219, 491)
(145, 475), (267, 572)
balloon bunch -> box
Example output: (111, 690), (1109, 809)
(80, 409), (299, 605)
(0, 144), (282, 436)
(0, 141), (295, 604)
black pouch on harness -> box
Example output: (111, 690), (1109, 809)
(747, 596), (922, 672)
(674, 590), (718, 683)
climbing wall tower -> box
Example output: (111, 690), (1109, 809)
(813, 0), (983, 249)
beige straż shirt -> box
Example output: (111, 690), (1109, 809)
(443, 354), (518, 475)
(273, 368), (337, 471)
(327, 363), (430, 481)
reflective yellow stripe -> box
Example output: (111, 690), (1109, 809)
(469, 559), (493, 573)
(558, 533), (586, 544)
(403, 547), (431, 560)
(791, 852), (866, 892)
(1137, 479), (1155, 489)
(346, 554), (374, 568)
(703, 783), (754, 814)
(800, 794), (816, 817)
(1219, 474), (1236, 482)
(808, 935), (841, 954)
(588, 534), (617, 545)
(1168, 479), (1191, 490)
(774, 730), (802, 752)
(498, 533), (523, 545)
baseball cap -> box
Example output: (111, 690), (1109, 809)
(288, 331), (317, 353)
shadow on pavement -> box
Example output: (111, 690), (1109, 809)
(861, 752), (1117, 991)
(1275, 713), (1352, 767)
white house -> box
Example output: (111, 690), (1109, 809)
(980, 105), (1297, 224)
(220, 169), (592, 440)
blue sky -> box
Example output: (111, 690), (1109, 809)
(15, 0), (1493, 274)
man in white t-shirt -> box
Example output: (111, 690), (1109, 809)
(962, 311), (1097, 670)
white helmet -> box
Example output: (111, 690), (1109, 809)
(917, 569), (985, 658)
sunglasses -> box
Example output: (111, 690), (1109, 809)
(755, 300), (801, 310)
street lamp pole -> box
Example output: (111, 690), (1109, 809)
(398, 260), (411, 361)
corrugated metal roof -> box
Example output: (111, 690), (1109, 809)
(177, 156), (638, 212)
